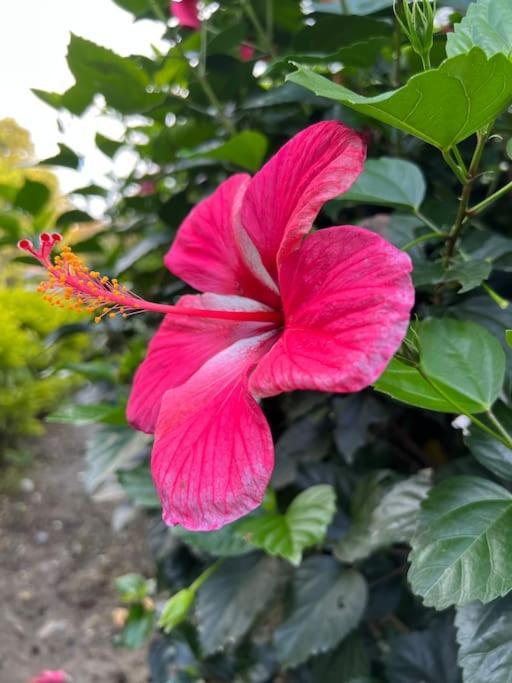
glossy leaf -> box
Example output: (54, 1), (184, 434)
(335, 470), (431, 562)
(342, 157), (426, 210)
(447, 0), (512, 58)
(408, 476), (512, 608)
(236, 485), (336, 565)
(455, 593), (512, 683)
(288, 49), (512, 150)
(195, 554), (279, 655)
(274, 556), (367, 668)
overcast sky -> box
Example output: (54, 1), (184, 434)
(0, 0), (167, 192)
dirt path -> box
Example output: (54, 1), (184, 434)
(0, 424), (152, 683)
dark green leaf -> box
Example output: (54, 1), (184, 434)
(196, 555), (279, 655)
(385, 617), (461, 683)
(455, 593), (512, 683)
(173, 523), (251, 558)
(288, 49), (512, 150)
(335, 470), (431, 562)
(56, 209), (93, 226)
(95, 132), (123, 158)
(342, 157), (426, 210)
(466, 402), (512, 479)
(186, 131), (268, 172)
(333, 394), (386, 463)
(445, 260), (492, 293)
(274, 556), (367, 668)
(14, 179), (50, 215)
(41, 143), (82, 169)
(311, 634), (371, 683)
(408, 476), (512, 608)
(236, 485), (336, 565)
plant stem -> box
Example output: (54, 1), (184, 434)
(241, 0), (276, 57)
(482, 282), (510, 310)
(148, 0), (167, 23)
(414, 209), (444, 234)
(452, 145), (468, 177)
(487, 410), (512, 449)
(442, 149), (467, 184)
(402, 231), (447, 252)
(444, 130), (489, 266)
(467, 180), (512, 217)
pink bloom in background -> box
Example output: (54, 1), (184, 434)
(29, 671), (68, 683)
(20, 122), (414, 532)
(239, 43), (255, 62)
(127, 121), (414, 530)
(170, 0), (200, 29)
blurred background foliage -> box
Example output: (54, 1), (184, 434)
(2, 0), (512, 681)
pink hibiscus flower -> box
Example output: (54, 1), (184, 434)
(29, 671), (68, 683)
(169, 0), (200, 29)
(19, 122), (414, 531)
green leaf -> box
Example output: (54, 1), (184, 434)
(466, 402), (512, 479)
(46, 403), (126, 425)
(41, 144), (81, 169)
(420, 318), (505, 414)
(186, 131), (268, 172)
(115, 572), (153, 603)
(159, 588), (195, 633)
(287, 49), (512, 150)
(173, 523), (251, 557)
(115, 606), (155, 649)
(311, 634), (371, 683)
(195, 555), (279, 655)
(374, 357), (456, 413)
(445, 260), (492, 293)
(455, 593), (512, 683)
(335, 470), (431, 563)
(274, 556), (367, 668)
(14, 179), (50, 215)
(342, 157), (426, 210)
(506, 329), (512, 348)
(236, 485), (336, 565)
(385, 617), (461, 683)
(447, 0), (512, 59)
(118, 465), (160, 508)
(311, 0), (393, 14)
(66, 34), (163, 114)
(56, 209), (93, 226)
(408, 476), (512, 608)
(95, 132), (123, 158)
(84, 425), (151, 493)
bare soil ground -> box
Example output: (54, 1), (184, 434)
(0, 424), (152, 683)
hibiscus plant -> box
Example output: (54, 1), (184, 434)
(20, 0), (512, 680)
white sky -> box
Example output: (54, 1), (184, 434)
(0, 0), (167, 194)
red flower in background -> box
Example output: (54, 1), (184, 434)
(29, 671), (69, 683)
(20, 122), (414, 532)
(170, 0), (200, 29)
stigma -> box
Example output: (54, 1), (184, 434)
(18, 233), (283, 326)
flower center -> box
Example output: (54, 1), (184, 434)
(18, 233), (282, 325)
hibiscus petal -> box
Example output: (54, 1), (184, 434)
(170, 0), (200, 29)
(152, 333), (276, 531)
(249, 226), (414, 397)
(165, 174), (280, 307)
(241, 121), (366, 280)
(127, 293), (276, 433)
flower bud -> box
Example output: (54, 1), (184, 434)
(394, 0), (436, 70)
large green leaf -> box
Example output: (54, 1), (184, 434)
(288, 49), (512, 150)
(447, 0), (512, 59)
(420, 318), (505, 414)
(195, 555), (280, 655)
(236, 485), (336, 565)
(455, 593), (512, 683)
(335, 470), (431, 563)
(342, 157), (426, 210)
(466, 402), (512, 480)
(408, 476), (512, 609)
(375, 318), (505, 414)
(14, 179), (50, 216)
(274, 556), (367, 668)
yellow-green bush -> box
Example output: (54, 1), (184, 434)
(0, 287), (88, 453)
